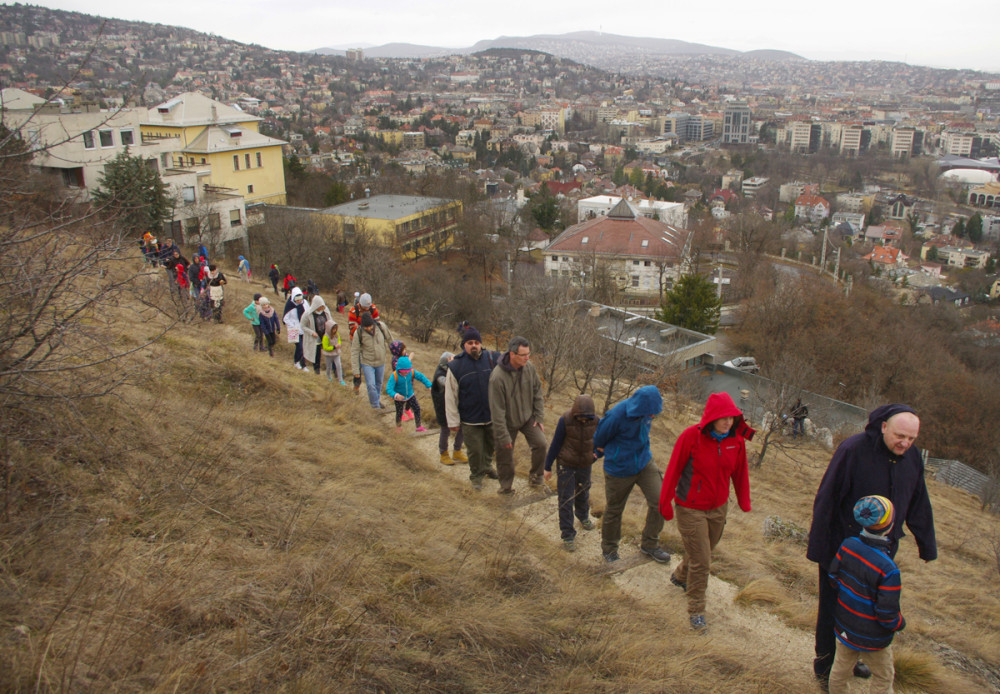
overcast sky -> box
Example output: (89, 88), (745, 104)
(27, 0), (1000, 73)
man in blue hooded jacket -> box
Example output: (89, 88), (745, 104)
(593, 386), (672, 564)
(807, 403), (937, 686)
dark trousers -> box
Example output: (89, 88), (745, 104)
(263, 332), (276, 355)
(313, 344), (323, 373)
(394, 396), (422, 427)
(438, 426), (464, 453)
(556, 464), (592, 540)
(293, 337), (304, 366)
(814, 564), (838, 677)
(461, 424), (494, 482)
(251, 324), (263, 350)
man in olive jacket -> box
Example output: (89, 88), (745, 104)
(488, 336), (546, 494)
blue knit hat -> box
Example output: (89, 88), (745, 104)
(854, 495), (895, 534)
(396, 356), (412, 371)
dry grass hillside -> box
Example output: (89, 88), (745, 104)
(2, 263), (999, 693)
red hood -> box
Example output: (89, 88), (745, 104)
(698, 392), (755, 441)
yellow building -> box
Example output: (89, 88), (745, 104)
(318, 195), (462, 258)
(375, 129), (405, 148)
(141, 92), (287, 205)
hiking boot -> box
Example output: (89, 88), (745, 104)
(689, 614), (707, 631)
(579, 517), (595, 531)
(603, 551), (620, 563)
(853, 662), (872, 679)
(670, 575), (687, 591)
(563, 539), (576, 552)
(440, 452), (455, 465)
(471, 479), (483, 490)
(529, 475), (543, 487)
(497, 487), (515, 496)
(485, 468), (499, 479)
(640, 547), (672, 563)
(452, 450), (468, 463)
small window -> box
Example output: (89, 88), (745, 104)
(201, 158), (206, 164)
(245, 153), (251, 169)
(209, 213), (221, 231)
(562, 256), (569, 262)
(551, 255), (558, 262)
(256, 152), (262, 167)
(581, 236), (589, 244)
(229, 209), (242, 227)
(120, 129), (134, 146)
(633, 260), (640, 265)
(631, 275), (640, 287)
(644, 260), (651, 266)
(99, 130), (114, 147)
(181, 186), (196, 203)
(184, 218), (200, 232)
(641, 239), (649, 247)
(233, 155), (240, 171)
(83, 131), (95, 149)
(247, 184), (254, 194)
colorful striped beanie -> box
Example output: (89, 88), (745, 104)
(854, 495), (895, 533)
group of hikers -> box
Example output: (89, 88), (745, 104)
(149, 244), (935, 693)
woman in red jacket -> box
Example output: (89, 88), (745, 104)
(660, 392), (754, 630)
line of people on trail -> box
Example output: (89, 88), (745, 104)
(430, 323), (934, 689)
(152, 238), (228, 322)
(168, 248), (933, 686)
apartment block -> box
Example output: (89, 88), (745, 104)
(722, 102), (751, 144)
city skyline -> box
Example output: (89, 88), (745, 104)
(15, 0), (1000, 74)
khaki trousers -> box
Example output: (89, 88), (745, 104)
(672, 503), (728, 615)
(495, 421), (546, 492)
(601, 462), (664, 555)
(829, 641), (894, 694)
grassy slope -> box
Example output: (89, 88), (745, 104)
(1, 270), (998, 693)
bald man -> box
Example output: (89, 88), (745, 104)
(807, 404), (937, 686)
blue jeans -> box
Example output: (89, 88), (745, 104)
(361, 363), (385, 408)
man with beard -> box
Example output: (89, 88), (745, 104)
(445, 327), (502, 490)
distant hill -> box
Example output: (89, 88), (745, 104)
(309, 31), (805, 64)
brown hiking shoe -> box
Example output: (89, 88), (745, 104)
(452, 449), (468, 463)
(440, 452), (455, 466)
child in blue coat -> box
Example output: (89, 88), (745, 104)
(386, 356), (432, 432)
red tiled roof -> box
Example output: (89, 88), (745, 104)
(795, 194), (830, 207)
(547, 212), (689, 259)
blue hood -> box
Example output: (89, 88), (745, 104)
(624, 385), (663, 418)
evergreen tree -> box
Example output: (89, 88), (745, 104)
(91, 150), (171, 236)
(968, 213), (983, 243)
(655, 274), (721, 334)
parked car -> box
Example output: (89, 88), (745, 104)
(723, 356), (759, 373)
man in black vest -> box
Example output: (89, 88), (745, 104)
(445, 328), (502, 490)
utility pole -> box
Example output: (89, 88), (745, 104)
(717, 264), (724, 300)
(820, 226), (828, 274)
(834, 247), (841, 280)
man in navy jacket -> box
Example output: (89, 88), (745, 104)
(807, 404), (936, 684)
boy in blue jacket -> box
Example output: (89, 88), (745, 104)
(593, 386), (671, 564)
(826, 496), (905, 693)
(386, 356), (432, 432)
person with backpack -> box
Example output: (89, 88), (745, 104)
(348, 292), (381, 338)
(386, 356), (432, 433)
(268, 264), (280, 294)
(283, 287), (308, 369)
(350, 312), (393, 409)
(282, 272), (297, 302)
(431, 352), (467, 465)
(300, 295), (330, 375)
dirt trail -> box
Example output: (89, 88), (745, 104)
(399, 426), (821, 692)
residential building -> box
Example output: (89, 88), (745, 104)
(863, 246), (909, 267)
(935, 245), (990, 269)
(840, 123), (864, 155)
(830, 212), (865, 235)
(577, 195), (687, 228)
(141, 92), (287, 205)
(314, 194), (462, 258)
(836, 192), (871, 214)
(890, 126), (922, 158)
(794, 194), (831, 223)
(722, 102), (751, 144)
(741, 177), (769, 198)
(779, 182), (818, 204)
(940, 131), (976, 157)
(546, 199), (691, 299)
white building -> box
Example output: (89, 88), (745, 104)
(577, 195), (687, 228)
